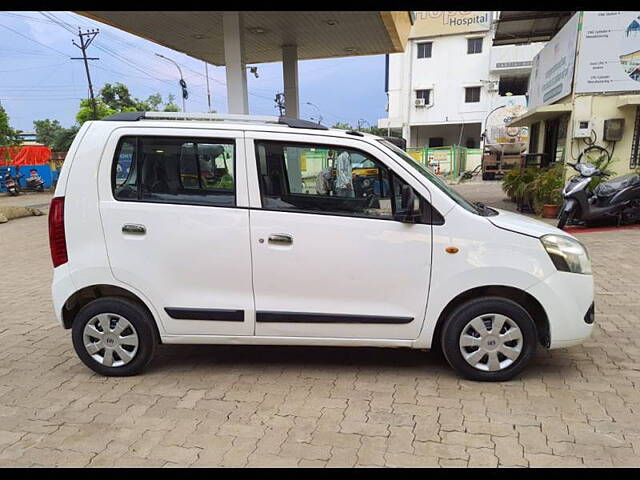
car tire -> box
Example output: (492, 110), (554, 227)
(72, 297), (159, 376)
(440, 297), (537, 382)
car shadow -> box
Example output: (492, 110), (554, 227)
(144, 343), (566, 382)
(149, 343), (453, 374)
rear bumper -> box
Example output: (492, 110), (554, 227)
(51, 263), (76, 328)
(526, 271), (594, 349)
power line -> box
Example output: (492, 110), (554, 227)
(0, 62), (69, 73)
(0, 22), (70, 57)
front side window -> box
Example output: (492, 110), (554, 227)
(467, 37), (483, 54)
(417, 42), (432, 58)
(255, 141), (431, 223)
(377, 138), (481, 217)
(465, 86), (481, 103)
(112, 136), (235, 207)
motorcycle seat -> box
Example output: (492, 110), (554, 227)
(594, 173), (640, 197)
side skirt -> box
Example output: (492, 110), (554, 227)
(160, 334), (417, 348)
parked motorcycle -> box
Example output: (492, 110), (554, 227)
(558, 161), (640, 229)
(2, 171), (20, 196)
(23, 169), (45, 192)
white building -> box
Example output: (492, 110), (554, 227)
(379, 11), (544, 149)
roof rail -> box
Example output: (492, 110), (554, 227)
(102, 111), (328, 130)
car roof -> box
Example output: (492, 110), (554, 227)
(97, 112), (381, 141)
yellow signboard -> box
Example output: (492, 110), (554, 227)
(409, 11), (491, 39)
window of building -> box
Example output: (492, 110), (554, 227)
(112, 136), (236, 207)
(465, 137), (478, 148)
(416, 89), (431, 104)
(417, 42), (432, 59)
(429, 137), (444, 147)
(465, 87), (481, 103)
(254, 141), (429, 223)
(631, 107), (640, 168)
(467, 37), (483, 54)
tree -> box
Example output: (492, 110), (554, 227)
(75, 83), (182, 125)
(52, 125), (80, 152)
(76, 98), (116, 124)
(99, 82), (137, 112)
(163, 94), (180, 112)
(33, 119), (63, 147)
(0, 105), (20, 146)
(362, 126), (389, 137)
(143, 93), (163, 111)
(33, 119), (79, 152)
(330, 122), (394, 138)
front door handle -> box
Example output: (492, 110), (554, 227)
(122, 224), (146, 235)
(268, 233), (293, 245)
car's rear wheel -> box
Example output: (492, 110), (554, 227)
(440, 297), (537, 382)
(72, 297), (158, 376)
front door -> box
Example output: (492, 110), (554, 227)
(245, 133), (433, 340)
(98, 127), (254, 336)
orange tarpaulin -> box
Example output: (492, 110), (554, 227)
(0, 145), (52, 166)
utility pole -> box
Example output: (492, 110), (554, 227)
(204, 62), (212, 113)
(71, 28), (99, 120)
(274, 93), (286, 116)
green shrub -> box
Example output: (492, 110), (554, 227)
(532, 163), (564, 212)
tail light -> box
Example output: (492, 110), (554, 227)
(48, 197), (68, 267)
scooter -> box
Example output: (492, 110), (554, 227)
(557, 161), (640, 229)
(24, 175), (45, 192)
(2, 171), (20, 196)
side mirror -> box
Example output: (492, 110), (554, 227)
(394, 185), (420, 223)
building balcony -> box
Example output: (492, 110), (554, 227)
(489, 43), (544, 74)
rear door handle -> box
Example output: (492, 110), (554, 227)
(122, 224), (146, 235)
(268, 233), (293, 245)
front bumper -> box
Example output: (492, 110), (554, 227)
(526, 271), (594, 349)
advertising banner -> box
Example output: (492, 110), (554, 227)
(575, 11), (640, 93)
(528, 13), (580, 109)
(409, 11), (491, 39)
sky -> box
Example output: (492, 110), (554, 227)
(0, 11), (388, 133)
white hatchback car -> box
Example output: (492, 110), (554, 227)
(49, 112), (594, 381)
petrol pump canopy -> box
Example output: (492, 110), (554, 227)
(75, 11), (414, 65)
(492, 11), (575, 46)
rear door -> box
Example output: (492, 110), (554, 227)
(245, 131), (434, 340)
(97, 127), (255, 336)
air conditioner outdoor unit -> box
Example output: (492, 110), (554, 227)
(415, 98), (426, 107)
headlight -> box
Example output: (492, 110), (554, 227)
(540, 234), (592, 275)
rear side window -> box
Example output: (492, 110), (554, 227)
(112, 136), (235, 207)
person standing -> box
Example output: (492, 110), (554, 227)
(335, 150), (354, 198)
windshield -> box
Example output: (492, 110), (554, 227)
(377, 139), (481, 215)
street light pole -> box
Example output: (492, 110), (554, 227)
(155, 53), (186, 112)
(204, 62), (212, 113)
(305, 102), (322, 125)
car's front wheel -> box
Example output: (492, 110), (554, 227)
(72, 297), (158, 376)
(440, 297), (537, 382)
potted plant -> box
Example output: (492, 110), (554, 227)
(533, 163), (564, 218)
(501, 168), (521, 202)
